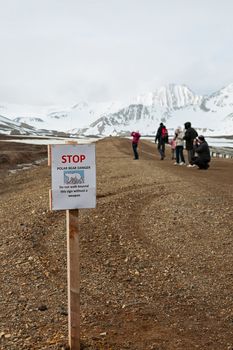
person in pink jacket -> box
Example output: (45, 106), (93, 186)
(131, 131), (141, 160)
(169, 138), (176, 160)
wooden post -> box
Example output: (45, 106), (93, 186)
(67, 209), (80, 350)
(47, 145), (51, 166)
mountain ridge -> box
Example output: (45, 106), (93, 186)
(0, 83), (233, 136)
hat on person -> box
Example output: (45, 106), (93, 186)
(198, 135), (205, 142)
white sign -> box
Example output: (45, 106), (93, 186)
(51, 144), (96, 210)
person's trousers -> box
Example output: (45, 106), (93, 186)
(171, 149), (175, 159)
(187, 148), (195, 164)
(192, 157), (210, 169)
(157, 141), (165, 159)
(176, 146), (185, 163)
(132, 143), (139, 159)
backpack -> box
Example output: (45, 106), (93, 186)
(161, 127), (168, 143)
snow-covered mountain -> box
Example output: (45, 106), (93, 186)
(1, 84), (233, 136)
(1, 100), (125, 134)
(79, 84), (233, 136)
(133, 84), (203, 109)
(0, 114), (53, 136)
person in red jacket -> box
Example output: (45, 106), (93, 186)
(131, 131), (141, 160)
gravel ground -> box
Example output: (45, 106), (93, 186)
(0, 137), (233, 350)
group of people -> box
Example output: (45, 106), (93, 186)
(131, 121), (211, 170)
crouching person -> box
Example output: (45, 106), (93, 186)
(191, 135), (211, 169)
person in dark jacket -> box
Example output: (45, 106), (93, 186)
(190, 135), (211, 169)
(155, 122), (167, 160)
(183, 121), (198, 166)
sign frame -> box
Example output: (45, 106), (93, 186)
(50, 143), (96, 210)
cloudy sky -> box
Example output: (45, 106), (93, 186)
(0, 0), (233, 106)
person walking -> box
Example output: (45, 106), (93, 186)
(174, 126), (185, 165)
(183, 122), (198, 167)
(190, 135), (211, 169)
(155, 123), (168, 160)
(131, 131), (141, 160)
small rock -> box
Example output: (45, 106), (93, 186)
(100, 332), (107, 336)
(59, 307), (68, 316)
(38, 304), (48, 311)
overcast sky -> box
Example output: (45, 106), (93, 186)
(0, 0), (233, 106)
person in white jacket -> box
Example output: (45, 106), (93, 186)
(174, 126), (185, 165)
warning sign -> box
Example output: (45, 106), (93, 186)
(50, 144), (96, 210)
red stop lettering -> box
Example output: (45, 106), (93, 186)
(61, 154), (86, 163)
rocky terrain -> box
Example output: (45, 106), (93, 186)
(0, 136), (233, 350)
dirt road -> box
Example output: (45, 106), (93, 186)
(0, 137), (233, 350)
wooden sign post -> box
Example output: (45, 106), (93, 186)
(48, 142), (96, 350)
(67, 209), (80, 350)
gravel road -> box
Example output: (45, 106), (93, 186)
(0, 137), (233, 350)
